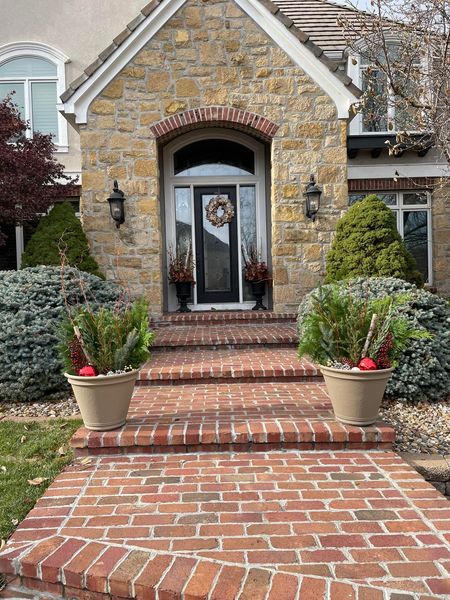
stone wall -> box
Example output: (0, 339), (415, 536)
(432, 181), (450, 295)
(79, 0), (349, 314)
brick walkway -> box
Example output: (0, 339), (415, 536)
(71, 383), (394, 455)
(2, 451), (450, 599)
(1, 311), (449, 599)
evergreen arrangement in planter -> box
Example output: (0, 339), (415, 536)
(0, 267), (120, 403)
(325, 195), (423, 285)
(298, 284), (429, 424)
(298, 278), (449, 403)
(59, 299), (154, 430)
(168, 245), (195, 313)
(21, 202), (103, 278)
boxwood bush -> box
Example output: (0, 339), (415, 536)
(298, 277), (450, 402)
(0, 266), (121, 403)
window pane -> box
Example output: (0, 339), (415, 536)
(31, 81), (58, 138)
(175, 187), (192, 256)
(0, 57), (56, 77)
(402, 192), (427, 205)
(240, 186), (257, 301)
(174, 139), (255, 176)
(348, 193), (397, 206)
(0, 82), (25, 118)
(403, 211), (428, 281)
(361, 68), (388, 132)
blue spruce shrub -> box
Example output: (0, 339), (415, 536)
(298, 277), (450, 402)
(0, 266), (121, 403)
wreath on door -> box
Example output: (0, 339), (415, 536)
(205, 195), (235, 228)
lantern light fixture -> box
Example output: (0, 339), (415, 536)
(304, 174), (322, 222)
(107, 179), (125, 228)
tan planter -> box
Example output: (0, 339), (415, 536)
(320, 365), (394, 426)
(65, 370), (139, 431)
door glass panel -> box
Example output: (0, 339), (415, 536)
(202, 193), (231, 292)
(175, 187), (192, 255)
(174, 139), (254, 176)
(403, 210), (428, 282)
(240, 186), (257, 301)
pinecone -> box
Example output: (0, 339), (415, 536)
(376, 333), (393, 369)
(68, 338), (88, 372)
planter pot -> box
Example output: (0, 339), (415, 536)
(65, 369), (139, 431)
(175, 281), (192, 313)
(320, 365), (394, 426)
(250, 280), (267, 311)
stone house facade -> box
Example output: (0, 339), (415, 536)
(1, 0), (448, 312)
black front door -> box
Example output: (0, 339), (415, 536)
(194, 186), (239, 303)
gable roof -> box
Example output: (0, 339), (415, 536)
(272, 0), (362, 54)
(59, 0), (360, 124)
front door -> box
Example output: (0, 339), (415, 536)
(194, 186), (240, 303)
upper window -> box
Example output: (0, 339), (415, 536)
(174, 139), (255, 177)
(0, 43), (68, 150)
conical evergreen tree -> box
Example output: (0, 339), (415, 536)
(325, 194), (422, 285)
(21, 202), (103, 278)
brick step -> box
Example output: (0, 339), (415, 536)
(138, 348), (321, 385)
(152, 323), (298, 350)
(70, 382), (394, 455)
(151, 310), (297, 327)
(2, 451), (449, 599)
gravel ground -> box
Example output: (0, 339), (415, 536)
(380, 398), (450, 455)
(0, 395), (449, 455)
(0, 396), (79, 419)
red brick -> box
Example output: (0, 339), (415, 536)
(334, 563), (387, 579)
(427, 578), (450, 595)
(108, 550), (150, 597)
(85, 546), (128, 593)
(210, 565), (246, 600)
(134, 554), (173, 600)
(158, 556), (196, 600)
(20, 537), (66, 579)
(63, 542), (106, 588)
(319, 534), (366, 548)
(239, 568), (271, 600)
(298, 577), (326, 599)
(329, 581), (356, 599)
(267, 572), (299, 600)
(183, 561), (221, 600)
(369, 534), (417, 547)
(387, 562), (440, 577)
(247, 550), (297, 564)
(40, 538), (86, 582)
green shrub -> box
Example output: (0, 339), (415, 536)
(298, 277), (450, 402)
(325, 195), (422, 285)
(0, 267), (121, 403)
(21, 202), (103, 278)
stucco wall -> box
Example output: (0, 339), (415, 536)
(79, 0), (349, 314)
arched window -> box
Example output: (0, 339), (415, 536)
(174, 139), (255, 176)
(0, 42), (68, 150)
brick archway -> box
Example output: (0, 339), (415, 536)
(150, 106), (279, 142)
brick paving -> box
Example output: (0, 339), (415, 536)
(1, 311), (448, 599)
(152, 323), (298, 349)
(1, 451), (450, 598)
(138, 348), (319, 385)
(71, 382), (394, 455)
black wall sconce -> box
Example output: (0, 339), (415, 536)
(107, 180), (125, 228)
(304, 174), (322, 222)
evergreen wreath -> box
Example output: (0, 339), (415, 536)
(205, 195), (234, 227)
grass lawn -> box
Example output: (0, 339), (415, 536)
(0, 419), (82, 542)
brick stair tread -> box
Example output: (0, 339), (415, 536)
(2, 450), (450, 599)
(71, 382), (394, 452)
(152, 310), (297, 326)
(139, 347), (318, 383)
(152, 323), (298, 348)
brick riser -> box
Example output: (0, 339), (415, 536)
(151, 311), (297, 327)
(136, 374), (323, 386)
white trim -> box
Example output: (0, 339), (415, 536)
(0, 41), (69, 149)
(163, 129), (268, 311)
(60, 0), (358, 124)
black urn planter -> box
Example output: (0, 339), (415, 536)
(250, 280), (267, 311)
(175, 281), (192, 312)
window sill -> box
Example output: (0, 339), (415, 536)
(54, 145), (69, 153)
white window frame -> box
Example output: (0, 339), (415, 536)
(0, 42), (69, 152)
(163, 129), (267, 312)
(348, 190), (433, 284)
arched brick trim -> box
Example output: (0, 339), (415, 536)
(150, 107), (279, 142)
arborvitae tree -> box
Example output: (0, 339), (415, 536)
(325, 194), (423, 285)
(21, 202), (103, 278)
